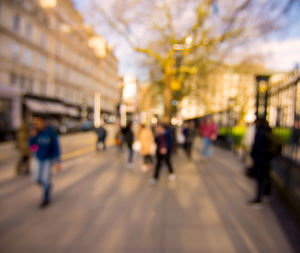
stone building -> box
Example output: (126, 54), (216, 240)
(0, 0), (119, 136)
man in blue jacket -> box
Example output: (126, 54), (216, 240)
(30, 116), (61, 208)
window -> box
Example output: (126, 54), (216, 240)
(42, 17), (48, 27)
(40, 81), (47, 96)
(60, 87), (65, 100)
(10, 73), (18, 86)
(68, 91), (73, 103)
(40, 32), (47, 49)
(55, 85), (60, 98)
(39, 55), (47, 71)
(55, 63), (61, 78)
(13, 15), (20, 33)
(12, 43), (20, 62)
(19, 76), (25, 90)
(24, 49), (32, 66)
(55, 42), (61, 57)
(65, 67), (69, 81)
(64, 88), (70, 102)
(25, 23), (32, 40)
(27, 79), (33, 93)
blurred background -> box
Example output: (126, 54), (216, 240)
(1, 0), (300, 252)
(0, 0), (299, 142)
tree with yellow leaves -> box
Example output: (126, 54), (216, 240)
(84, 0), (298, 122)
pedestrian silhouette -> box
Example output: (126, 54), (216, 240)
(29, 116), (61, 208)
(149, 123), (175, 185)
(15, 122), (31, 175)
(200, 117), (217, 159)
(95, 124), (107, 151)
(183, 121), (197, 159)
(138, 124), (154, 171)
(249, 118), (281, 206)
(124, 122), (134, 168)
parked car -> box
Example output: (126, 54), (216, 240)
(59, 119), (82, 134)
(81, 120), (93, 131)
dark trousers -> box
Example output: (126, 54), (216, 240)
(254, 161), (271, 202)
(184, 142), (193, 158)
(128, 147), (134, 163)
(97, 138), (106, 150)
(143, 155), (153, 165)
(154, 153), (174, 179)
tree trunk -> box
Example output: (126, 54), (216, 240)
(162, 75), (172, 124)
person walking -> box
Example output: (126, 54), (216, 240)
(15, 122), (31, 175)
(95, 124), (107, 151)
(200, 117), (217, 159)
(124, 122), (134, 168)
(150, 123), (175, 185)
(138, 124), (154, 171)
(29, 116), (61, 208)
(183, 121), (197, 158)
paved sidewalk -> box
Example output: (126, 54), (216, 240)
(0, 138), (299, 253)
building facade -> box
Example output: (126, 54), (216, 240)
(0, 0), (119, 134)
(179, 71), (257, 124)
(138, 82), (163, 124)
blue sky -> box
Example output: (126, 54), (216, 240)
(74, 0), (300, 77)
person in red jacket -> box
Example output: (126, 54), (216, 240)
(200, 117), (217, 158)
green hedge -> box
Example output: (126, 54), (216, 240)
(218, 126), (292, 147)
(218, 126), (246, 147)
(272, 127), (292, 144)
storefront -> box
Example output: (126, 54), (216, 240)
(0, 86), (21, 141)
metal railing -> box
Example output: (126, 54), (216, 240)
(267, 73), (300, 164)
(264, 72), (300, 206)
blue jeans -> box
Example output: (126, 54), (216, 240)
(34, 159), (53, 202)
(128, 147), (134, 163)
(202, 138), (212, 157)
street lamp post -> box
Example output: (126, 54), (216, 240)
(228, 97), (236, 149)
(255, 75), (271, 120)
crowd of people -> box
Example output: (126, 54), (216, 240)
(14, 114), (284, 209)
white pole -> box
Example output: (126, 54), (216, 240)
(120, 103), (127, 127)
(94, 93), (101, 127)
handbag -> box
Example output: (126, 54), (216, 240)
(133, 141), (141, 152)
(177, 133), (185, 144)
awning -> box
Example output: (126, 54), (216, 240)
(25, 99), (68, 115)
(66, 107), (79, 117)
(25, 99), (48, 113)
(46, 102), (67, 115)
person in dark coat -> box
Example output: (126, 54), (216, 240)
(149, 123), (175, 184)
(183, 121), (197, 158)
(249, 118), (273, 205)
(124, 122), (134, 167)
(95, 124), (107, 151)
